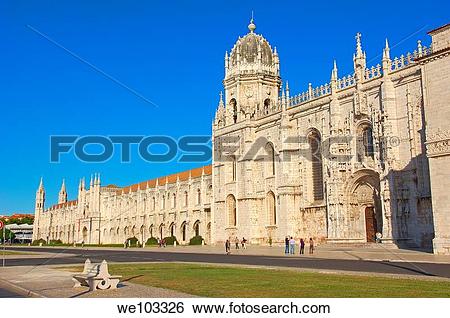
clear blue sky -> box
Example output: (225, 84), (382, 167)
(0, 0), (448, 214)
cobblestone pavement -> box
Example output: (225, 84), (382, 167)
(0, 265), (194, 298)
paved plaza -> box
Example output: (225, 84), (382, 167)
(1, 244), (450, 297)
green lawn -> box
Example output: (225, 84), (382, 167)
(62, 263), (450, 297)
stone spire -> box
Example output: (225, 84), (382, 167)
(58, 179), (67, 204)
(35, 177), (45, 219)
(382, 38), (391, 74)
(330, 60), (338, 92)
(353, 32), (367, 83)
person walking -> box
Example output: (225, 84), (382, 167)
(309, 237), (314, 254)
(289, 236), (295, 254)
(235, 236), (240, 249)
(225, 239), (231, 254)
(299, 238), (305, 255)
(241, 237), (247, 249)
(284, 236), (289, 254)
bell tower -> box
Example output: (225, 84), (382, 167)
(219, 17), (281, 126)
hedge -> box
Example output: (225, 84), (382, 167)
(31, 239), (46, 246)
(163, 236), (179, 246)
(189, 235), (204, 245)
(146, 237), (158, 246)
(125, 236), (139, 247)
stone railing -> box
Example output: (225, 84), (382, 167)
(289, 82), (331, 107)
(364, 64), (382, 80)
(226, 63), (278, 77)
(337, 74), (355, 90)
(390, 43), (432, 72)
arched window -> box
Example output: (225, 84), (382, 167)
(266, 191), (276, 225)
(308, 130), (324, 201)
(149, 224), (154, 238)
(197, 188), (201, 204)
(172, 193), (176, 208)
(264, 98), (270, 114)
(159, 223), (164, 239)
(169, 222), (175, 237)
(230, 98), (238, 124)
(357, 124), (374, 161)
(193, 220), (200, 237)
(181, 222), (187, 241)
(265, 143), (275, 176)
(227, 194), (237, 227)
(184, 191), (188, 207)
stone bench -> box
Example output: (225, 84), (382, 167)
(73, 259), (121, 291)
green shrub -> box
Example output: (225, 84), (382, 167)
(189, 235), (204, 245)
(32, 238), (46, 246)
(126, 236), (139, 247)
(146, 237), (158, 246)
(163, 236), (179, 246)
(49, 239), (64, 245)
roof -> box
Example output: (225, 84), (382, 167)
(428, 23), (450, 35)
(48, 199), (78, 211)
(120, 165), (212, 194)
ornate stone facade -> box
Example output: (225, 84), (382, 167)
(33, 20), (450, 254)
(33, 166), (213, 245)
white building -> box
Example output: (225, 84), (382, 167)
(33, 20), (450, 254)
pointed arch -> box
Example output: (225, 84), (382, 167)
(226, 194), (237, 227)
(266, 191), (276, 225)
(193, 220), (200, 237)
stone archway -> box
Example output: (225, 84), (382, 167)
(346, 170), (382, 242)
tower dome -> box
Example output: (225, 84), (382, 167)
(228, 19), (275, 67)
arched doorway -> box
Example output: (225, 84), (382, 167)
(346, 170), (382, 242)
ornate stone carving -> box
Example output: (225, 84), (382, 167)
(426, 128), (450, 157)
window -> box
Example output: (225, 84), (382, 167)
(227, 194), (237, 227)
(197, 189), (201, 205)
(152, 197), (156, 211)
(357, 123), (374, 161)
(308, 130), (324, 201)
(172, 193), (176, 208)
(266, 191), (276, 225)
(184, 191), (188, 207)
(230, 99), (238, 123)
(264, 98), (270, 114)
(161, 195), (165, 209)
(265, 143), (275, 176)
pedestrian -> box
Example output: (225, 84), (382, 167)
(241, 237), (247, 249)
(289, 236), (295, 254)
(235, 236), (240, 249)
(225, 239), (231, 254)
(284, 236), (289, 254)
(300, 238), (305, 254)
(309, 237), (314, 254)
